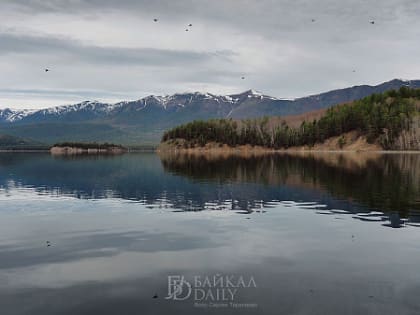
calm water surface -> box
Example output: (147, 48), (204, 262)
(0, 152), (419, 315)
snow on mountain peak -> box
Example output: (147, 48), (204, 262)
(229, 89), (278, 101)
(0, 108), (37, 122)
(0, 89), (279, 122)
(37, 100), (118, 116)
(249, 89), (262, 95)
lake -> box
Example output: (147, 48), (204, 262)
(0, 152), (419, 315)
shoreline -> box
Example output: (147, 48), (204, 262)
(157, 140), (420, 155)
(157, 147), (420, 154)
(1, 148), (419, 154)
(0, 149), (50, 153)
(0, 147), (155, 153)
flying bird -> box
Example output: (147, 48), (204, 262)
(311, 19), (316, 22)
(45, 68), (50, 72)
(152, 293), (158, 299)
(153, 18), (158, 22)
(241, 76), (245, 80)
(188, 23), (192, 27)
(370, 21), (375, 24)
(185, 29), (189, 32)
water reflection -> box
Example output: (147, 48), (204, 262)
(0, 152), (419, 228)
(160, 151), (420, 227)
(1, 152), (420, 315)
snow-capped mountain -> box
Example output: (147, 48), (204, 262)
(0, 101), (125, 124)
(0, 79), (419, 144)
(0, 108), (36, 123)
(0, 90), (277, 124)
(0, 89), (278, 124)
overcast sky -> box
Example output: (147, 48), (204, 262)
(1, 0), (420, 109)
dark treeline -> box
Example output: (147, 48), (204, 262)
(162, 87), (420, 149)
(52, 142), (126, 149)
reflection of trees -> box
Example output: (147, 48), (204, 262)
(159, 152), (420, 217)
(160, 152), (288, 185)
(1, 152), (418, 224)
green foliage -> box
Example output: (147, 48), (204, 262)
(338, 136), (346, 149)
(162, 87), (420, 149)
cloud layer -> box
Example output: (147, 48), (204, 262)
(1, 0), (420, 108)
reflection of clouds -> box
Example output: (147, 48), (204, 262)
(0, 276), (182, 315)
(0, 230), (216, 269)
(1, 255), (419, 315)
(0, 200), (296, 290)
(1, 196), (420, 314)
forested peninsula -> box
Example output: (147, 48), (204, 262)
(160, 87), (420, 152)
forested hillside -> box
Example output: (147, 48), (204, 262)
(0, 134), (46, 150)
(161, 87), (420, 150)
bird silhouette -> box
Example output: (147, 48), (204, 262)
(152, 293), (158, 299)
(241, 76), (245, 80)
(185, 29), (189, 32)
(153, 18), (158, 22)
(370, 21), (375, 24)
(311, 19), (316, 22)
(188, 23), (192, 27)
(45, 68), (50, 72)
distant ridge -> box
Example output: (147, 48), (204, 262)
(0, 79), (419, 144)
(0, 134), (44, 149)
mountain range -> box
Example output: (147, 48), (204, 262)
(0, 79), (419, 145)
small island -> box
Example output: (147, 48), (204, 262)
(50, 142), (128, 155)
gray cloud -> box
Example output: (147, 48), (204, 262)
(0, 0), (420, 108)
(0, 32), (234, 66)
(0, 88), (129, 100)
(4, 0), (420, 29)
